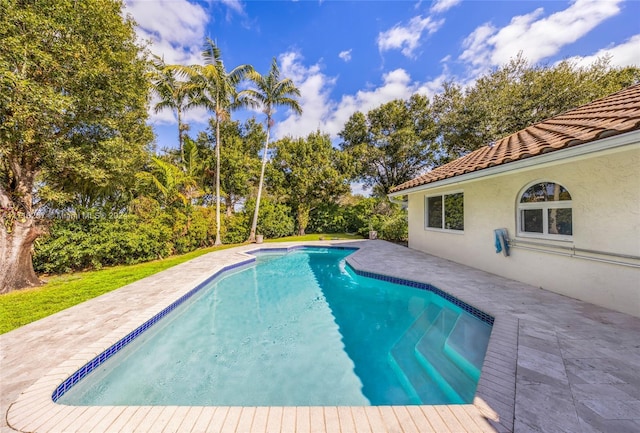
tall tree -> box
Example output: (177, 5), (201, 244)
(198, 119), (264, 216)
(339, 94), (438, 196)
(182, 39), (253, 245)
(149, 56), (194, 162)
(433, 55), (640, 163)
(269, 131), (350, 235)
(0, 0), (152, 293)
(241, 57), (302, 242)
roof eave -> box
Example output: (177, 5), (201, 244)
(388, 128), (640, 198)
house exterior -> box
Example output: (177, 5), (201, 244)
(388, 84), (640, 317)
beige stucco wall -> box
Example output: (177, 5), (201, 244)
(406, 144), (640, 317)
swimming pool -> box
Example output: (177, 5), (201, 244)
(55, 246), (492, 406)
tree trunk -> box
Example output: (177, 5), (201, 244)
(225, 197), (234, 217)
(178, 107), (184, 164)
(296, 204), (310, 237)
(249, 123), (271, 242)
(214, 111), (222, 246)
(0, 220), (42, 294)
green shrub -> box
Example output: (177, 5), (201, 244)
(33, 213), (174, 274)
(308, 202), (348, 233)
(171, 207), (216, 254)
(33, 197), (220, 273)
(379, 211), (408, 242)
(308, 196), (407, 241)
(243, 198), (295, 239)
(222, 212), (249, 244)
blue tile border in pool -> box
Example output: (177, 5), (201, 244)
(347, 265), (495, 326)
(51, 257), (256, 403)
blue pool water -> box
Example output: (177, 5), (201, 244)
(58, 247), (492, 406)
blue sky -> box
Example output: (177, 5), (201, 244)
(124, 0), (640, 151)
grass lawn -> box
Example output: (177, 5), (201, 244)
(0, 233), (361, 334)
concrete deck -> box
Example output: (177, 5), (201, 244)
(1, 240), (639, 433)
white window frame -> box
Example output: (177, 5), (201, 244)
(516, 181), (573, 241)
(424, 191), (464, 233)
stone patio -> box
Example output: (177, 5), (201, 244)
(1, 240), (639, 432)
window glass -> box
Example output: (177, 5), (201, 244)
(548, 208), (572, 235)
(518, 181), (572, 238)
(426, 193), (464, 231)
(444, 193), (464, 230)
(520, 182), (572, 203)
(522, 209), (543, 233)
(427, 196), (442, 228)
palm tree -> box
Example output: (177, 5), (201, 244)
(182, 39), (253, 245)
(240, 57), (302, 242)
(149, 56), (193, 162)
(136, 157), (200, 208)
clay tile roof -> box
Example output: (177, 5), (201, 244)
(390, 84), (640, 194)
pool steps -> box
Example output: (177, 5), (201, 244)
(388, 303), (448, 404)
(415, 307), (474, 402)
(388, 302), (492, 404)
(442, 314), (492, 382)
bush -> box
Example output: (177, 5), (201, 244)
(33, 213), (173, 274)
(379, 211), (408, 242)
(243, 198), (295, 239)
(171, 207), (216, 254)
(222, 212), (249, 244)
(307, 196), (407, 241)
(33, 197), (220, 273)
(308, 202), (348, 233)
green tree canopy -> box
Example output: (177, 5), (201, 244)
(339, 94), (438, 196)
(136, 156), (201, 208)
(268, 131), (350, 235)
(196, 118), (264, 215)
(432, 55), (640, 163)
(0, 0), (153, 293)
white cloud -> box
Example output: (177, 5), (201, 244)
(274, 52), (337, 139)
(338, 49), (352, 62)
(125, 0), (209, 66)
(125, 0), (242, 128)
(430, 0), (462, 14)
(564, 34), (640, 68)
(274, 52), (445, 140)
(460, 0), (623, 72)
(220, 0), (244, 14)
(378, 15), (444, 58)
(458, 23), (497, 75)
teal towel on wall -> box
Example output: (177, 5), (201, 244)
(494, 229), (510, 256)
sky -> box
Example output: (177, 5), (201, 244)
(123, 0), (640, 152)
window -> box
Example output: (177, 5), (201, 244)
(518, 182), (572, 238)
(425, 192), (464, 231)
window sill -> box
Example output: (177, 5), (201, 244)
(424, 227), (465, 235)
(515, 233), (573, 243)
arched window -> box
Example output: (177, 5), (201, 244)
(518, 182), (572, 238)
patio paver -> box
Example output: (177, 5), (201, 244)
(1, 240), (639, 432)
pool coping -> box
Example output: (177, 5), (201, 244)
(5, 241), (511, 433)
